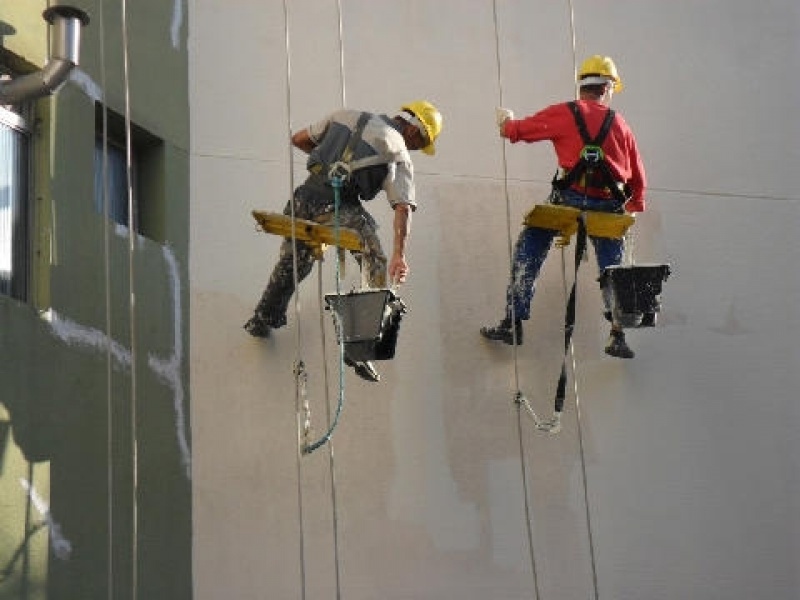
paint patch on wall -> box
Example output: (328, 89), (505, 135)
(171, 0), (184, 49)
(148, 245), (191, 479)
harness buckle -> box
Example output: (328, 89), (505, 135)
(580, 145), (604, 164)
(328, 161), (352, 182)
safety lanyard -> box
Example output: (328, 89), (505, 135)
(554, 212), (588, 413)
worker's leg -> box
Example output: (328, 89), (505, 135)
(244, 237), (317, 336)
(245, 188), (319, 336)
(591, 235), (634, 358)
(591, 234), (624, 317)
(508, 226), (556, 321)
(315, 205), (387, 288)
(481, 226), (555, 344)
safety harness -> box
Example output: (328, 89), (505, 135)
(552, 101), (629, 207)
(312, 112), (410, 184)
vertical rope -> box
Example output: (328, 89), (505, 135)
(564, 3), (601, 598)
(327, 3), (347, 597)
(336, 0), (347, 108)
(280, 2), (308, 599)
(119, 0), (139, 597)
(97, 1), (115, 597)
(491, 3), (541, 599)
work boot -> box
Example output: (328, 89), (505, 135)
(605, 329), (635, 359)
(344, 357), (381, 383)
(480, 318), (523, 345)
(243, 316), (272, 338)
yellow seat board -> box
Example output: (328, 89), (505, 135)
(252, 210), (364, 252)
(523, 204), (634, 240)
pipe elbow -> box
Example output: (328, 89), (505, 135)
(0, 5), (89, 106)
(0, 59), (75, 105)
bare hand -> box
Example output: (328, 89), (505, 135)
(388, 255), (409, 285)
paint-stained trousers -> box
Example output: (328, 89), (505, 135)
(506, 188), (625, 321)
(252, 180), (387, 328)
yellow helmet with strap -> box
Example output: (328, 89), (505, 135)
(577, 55), (623, 93)
(401, 100), (443, 155)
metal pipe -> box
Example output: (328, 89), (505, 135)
(0, 6), (90, 105)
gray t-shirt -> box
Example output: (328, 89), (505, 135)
(306, 109), (416, 209)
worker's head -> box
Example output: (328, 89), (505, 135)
(398, 100), (443, 155)
(577, 55), (622, 104)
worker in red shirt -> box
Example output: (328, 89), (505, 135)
(481, 55), (647, 358)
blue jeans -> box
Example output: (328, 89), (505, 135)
(505, 189), (624, 321)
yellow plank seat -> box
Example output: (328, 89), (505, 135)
(251, 210), (364, 259)
(523, 204), (635, 245)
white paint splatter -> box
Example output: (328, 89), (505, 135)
(171, 0), (184, 49)
(19, 479), (72, 560)
(69, 68), (103, 102)
(46, 309), (132, 369)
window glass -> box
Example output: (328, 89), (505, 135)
(0, 106), (30, 301)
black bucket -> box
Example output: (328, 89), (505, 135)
(324, 289), (407, 361)
(601, 264), (671, 328)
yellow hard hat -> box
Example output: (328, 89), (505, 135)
(578, 55), (623, 93)
(401, 100), (443, 155)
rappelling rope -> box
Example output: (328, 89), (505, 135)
(491, 2), (542, 599)
(118, 1), (141, 598)
(282, 2), (347, 599)
(279, 3), (309, 599)
(302, 176), (346, 456)
(558, 2), (601, 597)
(96, 2), (115, 597)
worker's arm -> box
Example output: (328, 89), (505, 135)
(291, 128), (317, 154)
(388, 203), (412, 284)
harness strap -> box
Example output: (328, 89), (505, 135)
(315, 112), (410, 182)
(325, 111), (372, 180)
(348, 151), (409, 172)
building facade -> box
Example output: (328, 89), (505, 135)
(1, 2), (191, 598)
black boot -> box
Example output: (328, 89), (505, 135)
(243, 316), (272, 338)
(605, 329), (634, 359)
(480, 318), (523, 345)
(243, 311), (286, 338)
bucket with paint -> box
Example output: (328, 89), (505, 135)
(601, 264), (671, 328)
(324, 288), (407, 361)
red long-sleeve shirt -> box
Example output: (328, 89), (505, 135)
(504, 100), (647, 212)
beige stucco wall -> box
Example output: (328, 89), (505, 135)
(189, 1), (800, 599)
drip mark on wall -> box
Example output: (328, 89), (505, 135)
(20, 478), (72, 560)
(44, 246), (191, 479)
(69, 69), (102, 103)
(148, 245), (192, 479)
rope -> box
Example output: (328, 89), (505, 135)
(562, 4), (600, 596)
(302, 177), (346, 455)
(119, 1), (140, 597)
(491, 3), (541, 599)
(97, 1), (115, 597)
(279, 3), (309, 599)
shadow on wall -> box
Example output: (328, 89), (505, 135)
(0, 312), (68, 463)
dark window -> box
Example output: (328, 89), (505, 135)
(94, 105), (163, 241)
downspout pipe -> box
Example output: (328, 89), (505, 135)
(0, 6), (90, 106)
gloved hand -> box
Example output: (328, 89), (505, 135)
(495, 107), (514, 136)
